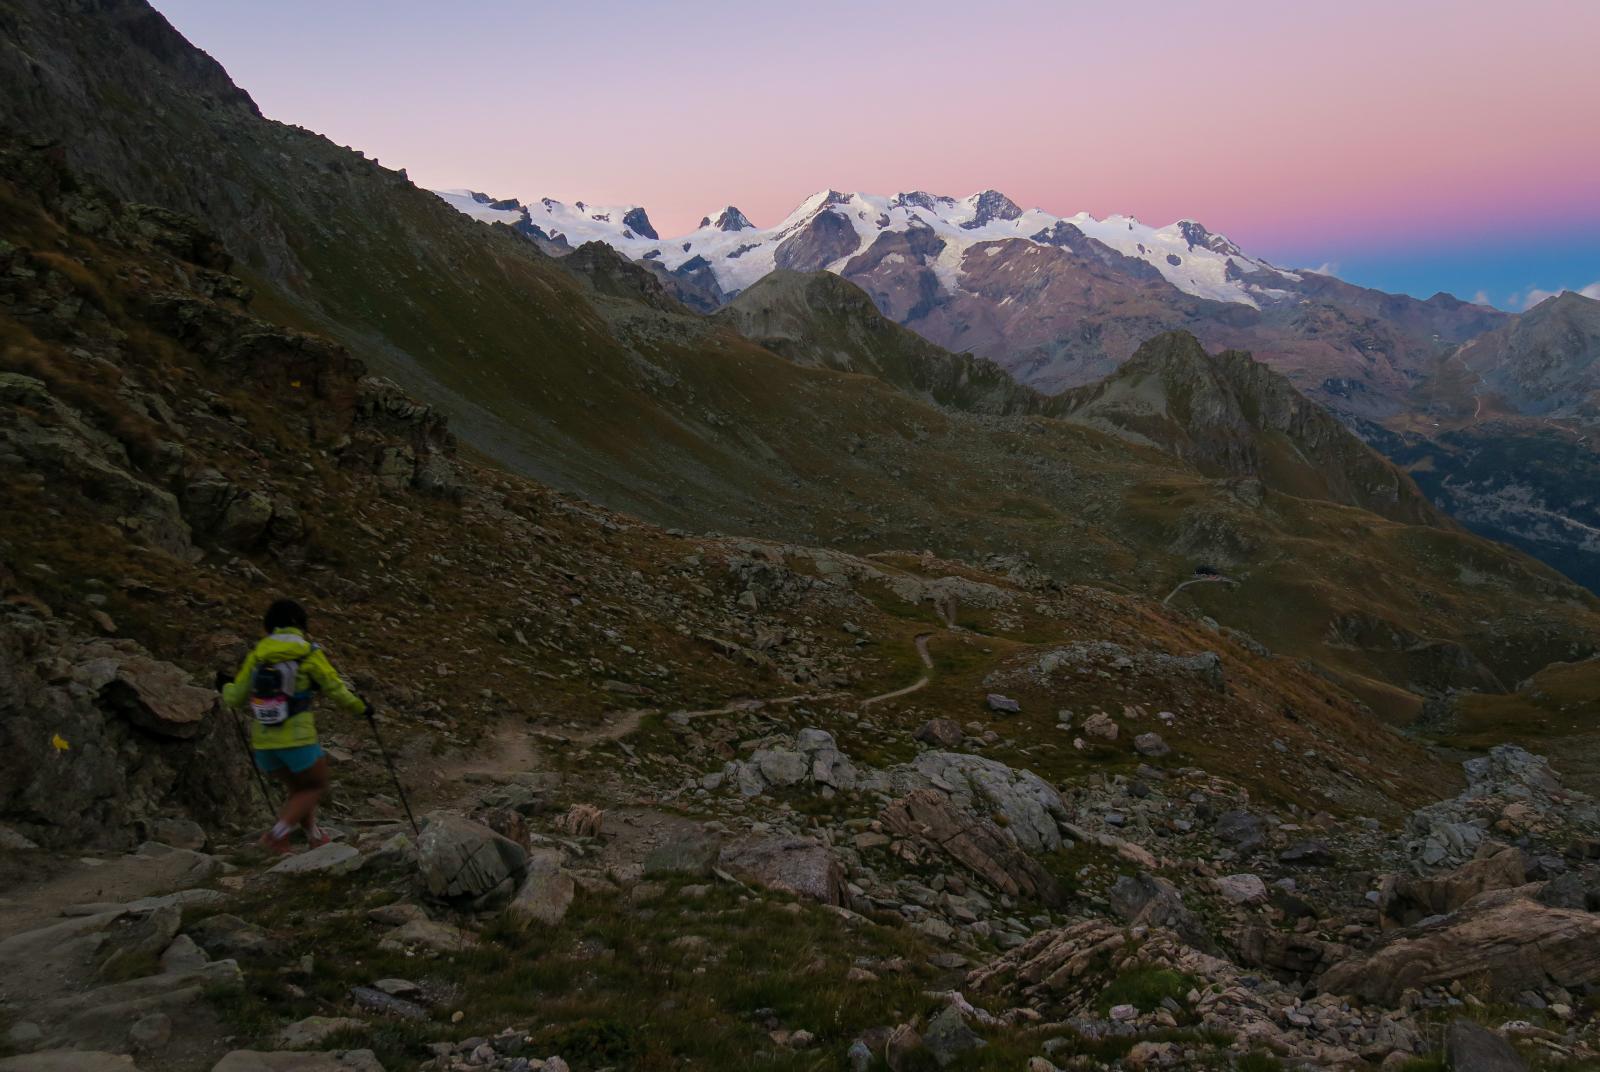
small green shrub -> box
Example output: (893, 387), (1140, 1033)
(1097, 967), (1198, 1014)
(533, 1018), (640, 1064)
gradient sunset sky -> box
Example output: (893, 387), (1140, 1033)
(153, 0), (1599, 309)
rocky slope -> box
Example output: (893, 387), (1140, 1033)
(1049, 332), (1445, 527)
(1453, 292), (1600, 421)
(1, 7), (1600, 1072)
(6, 0), (1592, 703)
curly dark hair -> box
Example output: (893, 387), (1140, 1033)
(263, 598), (309, 634)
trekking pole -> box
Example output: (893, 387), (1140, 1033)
(362, 701), (419, 836)
(217, 670), (276, 818)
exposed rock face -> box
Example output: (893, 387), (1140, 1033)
(1405, 744), (1599, 870)
(1319, 887), (1600, 1003)
(718, 834), (847, 905)
(1378, 845), (1526, 928)
(774, 209), (858, 272)
(620, 206), (658, 241)
(0, 612), (251, 849)
(880, 788), (1064, 905)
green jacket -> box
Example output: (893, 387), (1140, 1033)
(221, 627), (366, 749)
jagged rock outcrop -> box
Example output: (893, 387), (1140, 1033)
(880, 788), (1064, 905)
(1320, 886), (1600, 1004)
(0, 610), (250, 848)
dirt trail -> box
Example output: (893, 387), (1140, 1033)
(432, 691), (843, 795)
(861, 632), (935, 707)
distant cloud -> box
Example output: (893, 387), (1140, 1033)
(1471, 290), (1493, 306)
(1517, 281), (1600, 309)
(1308, 261), (1340, 276)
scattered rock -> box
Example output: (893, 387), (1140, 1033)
(186, 914), (276, 958)
(1380, 845), (1525, 927)
(376, 919), (475, 955)
(914, 719), (964, 748)
(349, 986), (428, 1021)
(1107, 872), (1214, 953)
(210, 1052), (385, 1072)
(1279, 840), (1335, 866)
(1213, 810), (1265, 854)
(127, 1013), (171, 1051)
(268, 842), (361, 877)
(901, 751), (1072, 852)
(150, 818), (207, 852)
(922, 1005), (985, 1066)
(718, 835), (847, 905)
(0, 1055), (141, 1071)
(884, 1023), (925, 1072)
(1215, 873), (1268, 905)
(1133, 732), (1170, 758)
(553, 804), (603, 838)
(1081, 713), (1118, 741)
(985, 694), (1020, 715)
(1321, 888), (1600, 1003)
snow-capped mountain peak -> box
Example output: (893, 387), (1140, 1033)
(433, 185), (1297, 307)
(698, 206), (754, 232)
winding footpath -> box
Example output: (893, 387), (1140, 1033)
(861, 632), (935, 707)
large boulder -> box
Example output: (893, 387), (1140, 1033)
(881, 788), (1064, 905)
(718, 835), (847, 906)
(416, 812), (527, 900)
(505, 850), (574, 928)
(1444, 1020), (1528, 1072)
(895, 752), (1071, 852)
(1212, 809), (1265, 855)
(1320, 887), (1600, 1003)
(1107, 872), (1215, 953)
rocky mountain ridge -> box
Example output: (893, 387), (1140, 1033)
(434, 185), (1507, 421)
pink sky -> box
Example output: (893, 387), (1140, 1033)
(155, 0), (1600, 300)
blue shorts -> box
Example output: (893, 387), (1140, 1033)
(255, 743), (324, 774)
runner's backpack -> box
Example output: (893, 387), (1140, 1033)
(250, 658), (307, 725)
